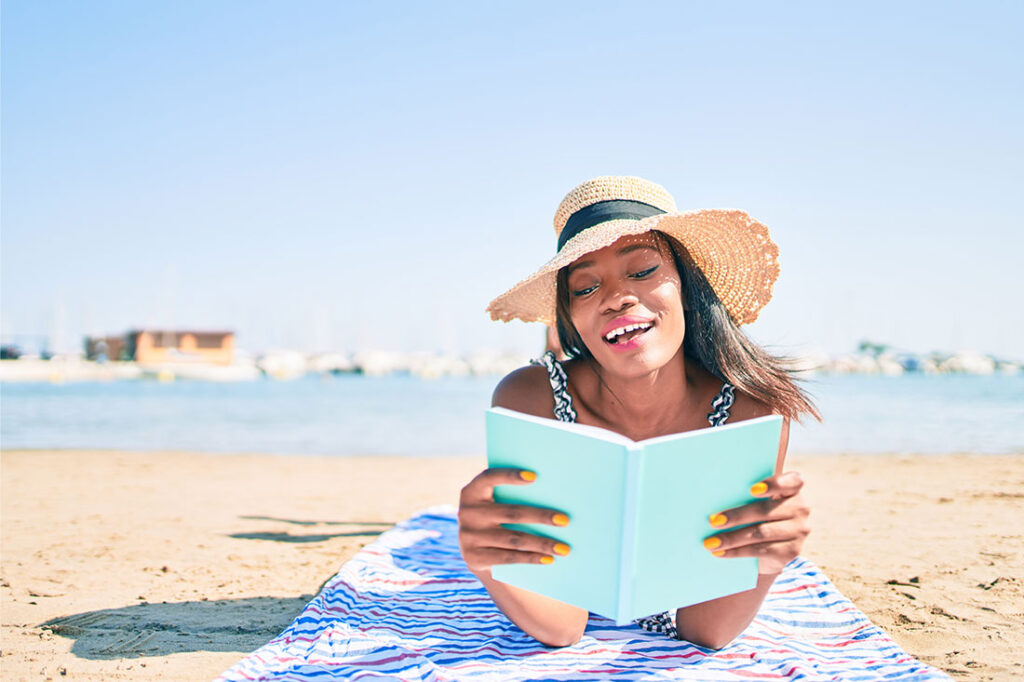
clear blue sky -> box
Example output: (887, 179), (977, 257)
(3, 1), (1022, 359)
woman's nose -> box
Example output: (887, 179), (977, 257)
(601, 280), (639, 313)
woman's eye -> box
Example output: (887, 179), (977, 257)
(571, 284), (598, 297)
(630, 265), (659, 278)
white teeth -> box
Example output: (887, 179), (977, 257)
(604, 322), (652, 341)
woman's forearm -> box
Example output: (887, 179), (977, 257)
(474, 567), (774, 649)
(472, 569), (589, 647)
(674, 572), (779, 650)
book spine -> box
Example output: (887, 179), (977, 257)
(616, 444), (642, 624)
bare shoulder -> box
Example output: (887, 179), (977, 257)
(491, 364), (556, 420)
(728, 388), (792, 438)
(728, 390), (773, 422)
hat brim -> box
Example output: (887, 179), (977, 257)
(486, 209), (779, 326)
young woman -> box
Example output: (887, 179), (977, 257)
(459, 176), (819, 650)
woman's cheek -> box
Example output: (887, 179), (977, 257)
(569, 307), (598, 348)
(651, 280), (684, 342)
(652, 281), (685, 319)
(652, 278), (683, 303)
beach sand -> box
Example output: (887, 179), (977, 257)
(1, 450), (1021, 681)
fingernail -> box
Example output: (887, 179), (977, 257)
(712, 550), (725, 558)
(553, 543), (570, 556)
(750, 482), (768, 496)
(552, 513), (570, 527)
(540, 556), (554, 565)
(708, 513), (727, 527)
(703, 536), (722, 550)
(520, 471), (537, 482)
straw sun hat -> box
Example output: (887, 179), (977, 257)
(486, 176), (780, 327)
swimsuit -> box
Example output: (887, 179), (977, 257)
(531, 350), (735, 638)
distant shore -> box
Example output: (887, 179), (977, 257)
(1, 450), (1021, 681)
(1, 344), (1020, 385)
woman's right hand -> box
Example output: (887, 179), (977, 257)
(457, 467), (571, 577)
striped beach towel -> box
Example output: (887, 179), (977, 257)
(218, 506), (947, 681)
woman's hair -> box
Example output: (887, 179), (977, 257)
(554, 231), (821, 422)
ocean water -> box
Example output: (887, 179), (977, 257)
(1, 374), (1021, 456)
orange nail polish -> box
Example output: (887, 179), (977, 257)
(540, 556), (554, 565)
(553, 543), (570, 556)
(712, 550), (726, 557)
(520, 471), (537, 482)
(552, 513), (570, 527)
(709, 513), (727, 527)
(750, 482), (768, 496)
(703, 536), (722, 550)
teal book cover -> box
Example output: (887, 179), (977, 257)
(486, 407), (782, 625)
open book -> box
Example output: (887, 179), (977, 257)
(486, 407), (783, 625)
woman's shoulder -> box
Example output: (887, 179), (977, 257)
(727, 386), (774, 422)
(686, 360), (774, 423)
(491, 363), (556, 419)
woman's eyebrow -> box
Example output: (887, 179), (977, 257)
(617, 243), (660, 256)
(567, 259), (595, 275)
(568, 244), (659, 276)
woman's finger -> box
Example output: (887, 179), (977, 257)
(702, 519), (805, 553)
(465, 547), (560, 570)
(494, 503), (571, 527)
(749, 471), (804, 499)
(463, 527), (571, 557)
(459, 467), (539, 505)
(459, 502), (570, 531)
(708, 493), (808, 531)
(706, 538), (802, 564)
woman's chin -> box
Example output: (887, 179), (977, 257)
(594, 344), (679, 377)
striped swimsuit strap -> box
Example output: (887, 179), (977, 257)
(532, 351), (734, 428)
(531, 351), (578, 423)
(531, 350), (735, 639)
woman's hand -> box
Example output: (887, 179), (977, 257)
(458, 468), (571, 577)
(702, 471), (810, 575)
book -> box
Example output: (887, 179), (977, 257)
(485, 406), (783, 625)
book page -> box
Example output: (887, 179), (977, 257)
(630, 416), (782, 619)
(486, 408), (627, 618)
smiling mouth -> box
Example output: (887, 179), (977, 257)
(604, 322), (653, 345)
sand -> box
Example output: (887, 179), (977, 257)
(1, 450), (1021, 681)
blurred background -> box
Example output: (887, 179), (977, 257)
(2, 0), (1022, 456)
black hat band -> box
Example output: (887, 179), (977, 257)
(557, 199), (667, 252)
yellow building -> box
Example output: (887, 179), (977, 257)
(127, 330), (235, 366)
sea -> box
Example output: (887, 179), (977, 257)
(1, 374), (1021, 456)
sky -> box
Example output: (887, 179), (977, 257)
(2, 1), (1022, 359)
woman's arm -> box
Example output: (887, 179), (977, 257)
(675, 417), (812, 649)
(471, 574), (589, 647)
(459, 470), (589, 647)
(457, 367), (590, 647)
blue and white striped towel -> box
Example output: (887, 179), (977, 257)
(218, 506), (947, 681)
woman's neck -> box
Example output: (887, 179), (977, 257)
(585, 350), (711, 440)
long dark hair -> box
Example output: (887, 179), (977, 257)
(554, 231), (820, 421)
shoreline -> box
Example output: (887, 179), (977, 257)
(2, 450), (1021, 680)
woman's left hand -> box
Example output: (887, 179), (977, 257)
(703, 471), (810, 575)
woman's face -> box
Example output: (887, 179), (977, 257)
(566, 233), (686, 377)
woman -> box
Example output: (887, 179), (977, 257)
(459, 176), (819, 650)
